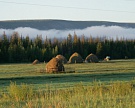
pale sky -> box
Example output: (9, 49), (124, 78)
(0, 0), (135, 22)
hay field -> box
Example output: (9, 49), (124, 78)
(0, 59), (135, 88)
(0, 59), (135, 107)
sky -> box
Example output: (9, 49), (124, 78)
(0, 0), (135, 22)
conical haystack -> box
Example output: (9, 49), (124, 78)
(85, 53), (99, 63)
(68, 52), (83, 63)
(32, 59), (39, 65)
(56, 54), (67, 64)
(46, 57), (65, 73)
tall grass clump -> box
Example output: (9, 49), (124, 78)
(7, 82), (34, 101)
(0, 80), (135, 108)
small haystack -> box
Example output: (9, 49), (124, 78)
(46, 57), (65, 73)
(104, 56), (110, 61)
(32, 59), (39, 65)
(56, 54), (67, 64)
(68, 52), (83, 63)
(85, 53), (99, 63)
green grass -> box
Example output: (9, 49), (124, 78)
(0, 59), (135, 89)
(0, 59), (135, 107)
(0, 80), (135, 108)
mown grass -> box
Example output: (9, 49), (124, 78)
(0, 59), (135, 107)
(0, 59), (135, 89)
(0, 59), (135, 78)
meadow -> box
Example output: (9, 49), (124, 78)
(0, 59), (135, 107)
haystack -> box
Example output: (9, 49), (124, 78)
(68, 52), (83, 63)
(32, 59), (39, 65)
(85, 53), (99, 63)
(46, 57), (65, 73)
(56, 54), (67, 64)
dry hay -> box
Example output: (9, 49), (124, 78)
(68, 52), (83, 63)
(85, 53), (99, 63)
(56, 54), (67, 64)
(104, 56), (110, 61)
(46, 57), (65, 73)
(32, 59), (39, 65)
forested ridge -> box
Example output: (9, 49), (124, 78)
(1, 20), (135, 30)
(0, 32), (135, 63)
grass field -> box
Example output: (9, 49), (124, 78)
(0, 59), (135, 107)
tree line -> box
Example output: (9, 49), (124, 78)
(0, 32), (135, 63)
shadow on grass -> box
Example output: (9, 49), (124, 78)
(0, 72), (135, 87)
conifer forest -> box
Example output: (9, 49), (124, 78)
(0, 32), (135, 63)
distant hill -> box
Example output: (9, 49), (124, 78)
(0, 19), (135, 30)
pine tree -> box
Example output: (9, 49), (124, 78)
(0, 32), (9, 62)
(96, 42), (103, 59)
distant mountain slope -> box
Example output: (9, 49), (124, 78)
(0, 19), (135, 30)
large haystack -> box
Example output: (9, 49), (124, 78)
(32, 59), (39, 65)
(85, 53), (99, 63)
(46, 57), (65, 73)
(56, 54), (67, 64)
(68, 52), (83, 63)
